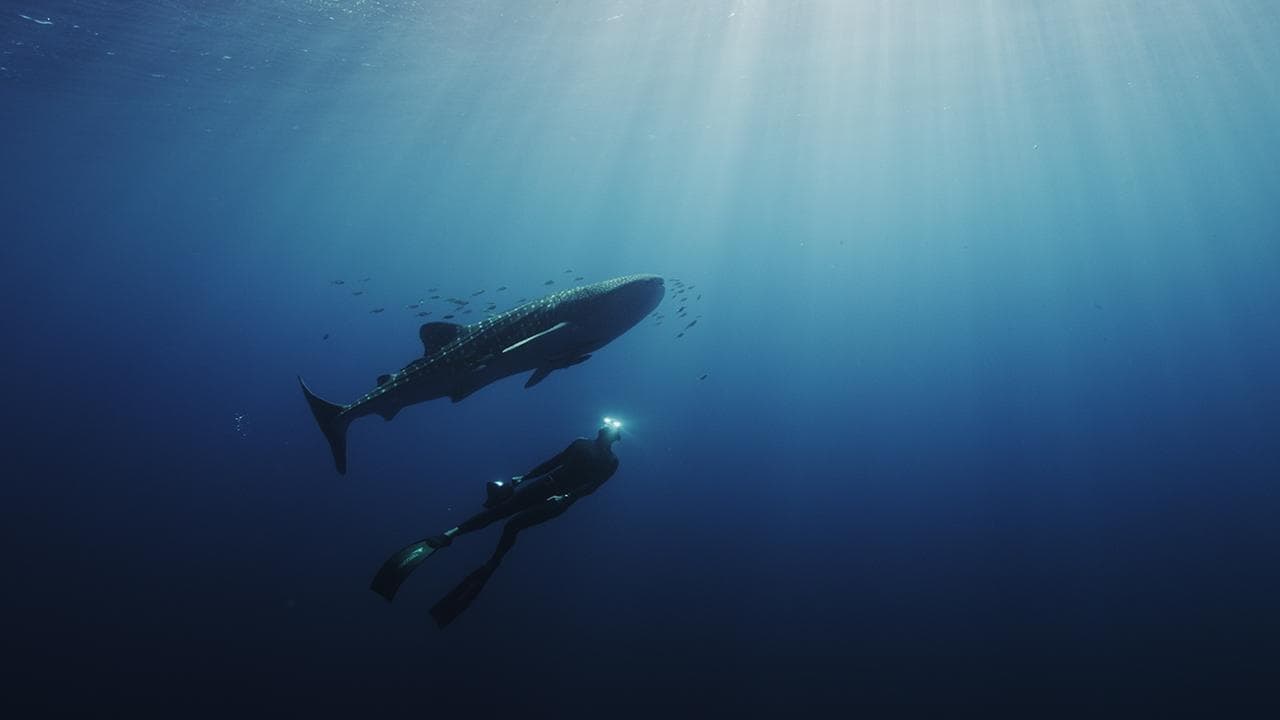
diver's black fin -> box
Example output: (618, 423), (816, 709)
(420, 322), (464, 355)
(430, 564), (496, 628)
(371, 538), (448, 602)
(298, 376), (350, 475)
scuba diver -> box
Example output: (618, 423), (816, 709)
(371, 417), (625, 628)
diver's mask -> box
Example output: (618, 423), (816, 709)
(601, 416), (623, 443)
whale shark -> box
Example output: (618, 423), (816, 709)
(300, 274), (664, 474)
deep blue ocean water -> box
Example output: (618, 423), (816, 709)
(3, 1), (1279, 715)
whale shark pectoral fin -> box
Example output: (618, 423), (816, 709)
(449, 385), (479, 403)
(524, 354), (592, 389)
(525, 367), (553, 388)
(420, 321), (465, 355)
(377, 406), (401, 421)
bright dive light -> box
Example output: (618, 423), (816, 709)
(602, 416), (622, 429)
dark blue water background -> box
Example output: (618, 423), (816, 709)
(3, 1), (1278, 715)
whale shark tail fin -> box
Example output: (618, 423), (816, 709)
(298, 376), (350, 475)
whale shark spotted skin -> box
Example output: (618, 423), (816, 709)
(300, 274), (664, 474)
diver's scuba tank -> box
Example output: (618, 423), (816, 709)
(482, 476), (521, 508)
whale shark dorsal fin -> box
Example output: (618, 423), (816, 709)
(377, 374), (392, 385)
(420, 322), (464, 355)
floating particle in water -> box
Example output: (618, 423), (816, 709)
(322, 333), (330, 340)
(233, 412), (251, 438)
(699, 373), (708, 380)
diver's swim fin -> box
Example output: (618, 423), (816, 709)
(370, 536), (450, 602)
(430, 563), (496, 628)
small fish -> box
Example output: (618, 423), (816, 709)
(563, 269), (573, 274)
(360, 277), (371, 283)
(428, 287), (438, 292)
(430, 295), (441, 300)
(370, 308), (385, 314)
(676, 332), (684, 338)
(544, 280), (555, 285)
(462, 309), (473, 314)
(351, 290), (364, 296)
(406, 302), (421, 309)
(417, 311), (432, 317)
(697, 294), (702, 301)
(471, 289), (486, 296)
(699, 373), (708, 380)
(684, 319), (698, 330)
(574, 276), (584, 281)
(323, 333), (330, 340)
(443, 314), (455, 319)
(517, 298), (527, 303)
(497, 286), (508, 291)
(331, 280), (345, 285)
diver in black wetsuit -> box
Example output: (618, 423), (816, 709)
(371, 418), (624, 627)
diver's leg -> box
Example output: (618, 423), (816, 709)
(487, 494), (575, 567)
(429, 496), (575, 628)
(371, 481), (554, 602)
(449, 477), (555, 537)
